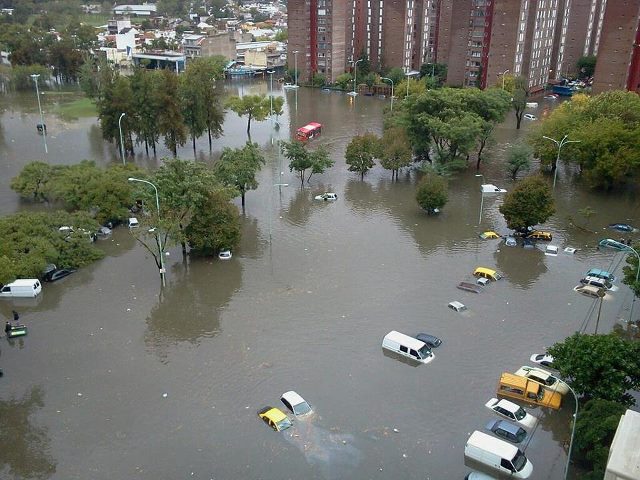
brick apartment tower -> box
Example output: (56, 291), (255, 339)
(592, 0), (640, 94)
(557, 0), (605, 78)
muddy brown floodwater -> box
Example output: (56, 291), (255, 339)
(0, 81), (638, 480)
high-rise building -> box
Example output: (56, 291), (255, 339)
(557, 0), (605, 78)
(592, 0), (640, 93)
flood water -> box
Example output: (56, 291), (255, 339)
(0, 81), (638, 480)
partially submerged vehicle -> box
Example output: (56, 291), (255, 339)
(457, 282), (484, 293)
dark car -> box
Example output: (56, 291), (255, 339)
(608, 223), (636, 233)
(522, 238), (535, 249)
(485, 419), (527, 444)
(44, 268), (76, 282)
(415, 333), (442, 348)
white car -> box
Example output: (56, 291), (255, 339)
(128, 217), (139, 228)
(280, 391), (312, 416)
(514, 366), (569, 396)
(481, 184), (507, 194)
(524, 113), (537, 120)
(218, 250), (232, 260)
(314, 192), (338, 201)
(530, 353), (555, 368)
(485, 398), (538, 429)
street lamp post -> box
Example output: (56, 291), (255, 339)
(267, 70), (275, 125)
(475, 174), (484, 225)
(118, 113), (126, 164)
(380, 77), (394, 112)
(351, 58), (363, 96)
(128, 177), (166, 287)
(293, 50), (299, 87)
(600, 239), (640, 325)
(269, 182), (289, 243)
(30, 74), (48, 155)
(497, 69), (510, 89)
(543, 135), (581, 189)
(564, 384), (579, 480)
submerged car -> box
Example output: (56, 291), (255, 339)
(530, 353), (555, 368)
(599, 238), (629, 251)
(526, 230), (552, 241)
(473, 267), (502, 281)
(505, 236), (517, 247)
(218, 250), (232, 260)
(586, 268), (615, 282)
(415, 333), (442, 348)
(314, 192), (338, 201)
(485, 398), (538, 429)
(481, 184), (507, 194)
(485, 419), (528, 444)
(258, 406), (293, 431)
(280, 391), (312, 416)
(575, 284), (606, 298)
(608, 223), (636, 233)
(523, 113), (537, 120)
(457, 282), (483, 293)
(514, 366), (569, 396)
(96, 226), (112, 237)
(44, 268), (76, 282)
(479, 231), (501, 240)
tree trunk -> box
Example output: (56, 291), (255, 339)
(360, 171), (364, 181)
(208, 128), (212, 151)
(247, 114), (252, 135)
(145, 139), (149, 156)
(299, 171), (305, 186)
(192, 135), (197, 158)
(241, 191), (246, 209)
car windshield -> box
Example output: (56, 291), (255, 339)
(515, 428), (527, 443)
(277, 417), (293, 431)
(418, 345), (432, 359)
(514, 407), (526, 420)
(294, 402), (312, 415)
(512, 450), (527, 471)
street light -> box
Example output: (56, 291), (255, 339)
(475, 174), (484, 225)
(30, 74), (48, 155)
(292, 50), (299, 87)
(269, 182), (289, 243)
(380, 77), (394, 112)
(543, 135), (581, 189)
(128, 177), (166, 287)
(118, 113), (126, 164)
(563, 383), (579, 480)
(497, 69), (510, 89)
(349, 58), (363, 96)
(267, 70), (275, 125)
(600, 239), (639, 326)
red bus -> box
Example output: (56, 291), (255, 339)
(296, 122), (322, 141)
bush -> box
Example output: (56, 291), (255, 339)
(416, 172), (448, 214)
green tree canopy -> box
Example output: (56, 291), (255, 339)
(506, 143), (532, 180)
(576, 56), (596, 79)
(415, 171), (448, 214)
(512, 76), (528, 129)
(225, 94), (271, 135)
(186, 190), (240, 256)
(281, 141), (334, 186)
(499, 175), (555, 232)
(345, 133), (381, 180)
(216, 142), (266, 208)
(380, 126), (412, 180)
(548, 332), (640, 406)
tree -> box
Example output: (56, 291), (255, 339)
(216, 142), (266, 209)
(226, 94), (271, 136)
(621, 240), (640, 297)
(419, 62), (447, 86)
(573, 399), (627, 480)
(186, 190), (241, 256)
(465, 88), (511, 169)
(335, 73), (352, 90)
(576, 56), (596, 79)
(499, 175), (555, 232)
(380, 126), (412, 180)
(281, 141), (334, 186)
(10, 161), (53, 201)
(512, 76), (528, 130)
(179, 70), (207, 158)
(415, 171), (448, 214)
(130, 68), (162, 156)
(548, 333), (640, 406)
(345, 133), (380, 180)
(157, 68), (187, 157)
(506, 143), (532, 180)
(386, 67), (405, 86)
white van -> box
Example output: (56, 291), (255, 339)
(382, 331), (434, 364)
(465, 431), (533, 479)
(0, 279), (42, 298)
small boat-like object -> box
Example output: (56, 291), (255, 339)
(283, 83), (299, 90)
(457, 282), (484, 294)
(7, 325), (28, 338)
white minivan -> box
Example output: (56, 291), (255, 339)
(465, 431), (533, 479)
(382, 331), (434, 364)
(0, 279), (42, 298)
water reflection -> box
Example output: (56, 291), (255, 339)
(494, 244), (547, 289)
(144, 256), (242, 359)
(284, 186), (313, 227)
(0, 386), (56, 479)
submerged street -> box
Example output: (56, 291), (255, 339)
(0, 82), (638, 479)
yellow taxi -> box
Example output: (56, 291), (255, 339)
(526, 230), (553, 241)
(258, 406), (293, 431)
(473, 267), (502, 281)
(479, 231), (501, 239)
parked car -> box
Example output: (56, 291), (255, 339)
(96, 226), (112, 237)
(586, 268), (615, 282)
(218, 250), (232, 260)
(522, 238), (535, 249)
(44, 268), (76, 282)
(465, 471), (499, 480)
(523, 113), (537, 120)
(497, 373), (562, 410)
(481, 184), (507, 194)
(448, 301), (467, 312)
(280, 391), (312, 416)
(485, 419), (528, 444)
(485, 398), (538, 429)
(526, 230), (552, 241)
(529, 353), (555, 368)
(474, 267), (502, 281)
(314, 192), (338, 201)
(457, 282), (484, 293)
(599, 238), (629, 251)
(544, 245), (559, 256)
(128, 217), (139, 229)
(258, 406), (293, 431)
(608, 223), (636, 233)
(580, 275), (613, 290)
(513, 366), (569, 396)
(575, 284), (606, 299)
(505, 236), (517, 247)
(415, 333), (442, 348)
(479, 231), (501, 239)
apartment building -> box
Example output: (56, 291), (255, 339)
(592, 0), (640, 93)
(558, 0), (605, 78)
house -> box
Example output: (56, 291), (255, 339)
(113, 4), (157, 16)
